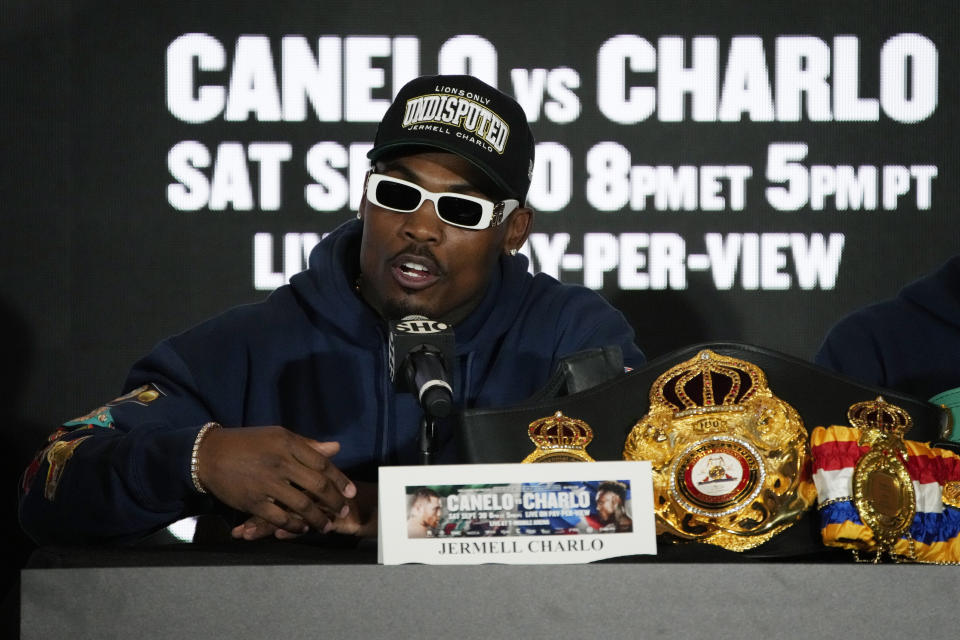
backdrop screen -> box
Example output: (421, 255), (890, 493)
(4, 0), (958, 427)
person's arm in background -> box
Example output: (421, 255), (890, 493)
(814, 313), (887, 387)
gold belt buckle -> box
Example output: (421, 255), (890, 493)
(623, 349), (813, 551)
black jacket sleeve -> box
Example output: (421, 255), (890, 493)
(18, 340), (220, 545)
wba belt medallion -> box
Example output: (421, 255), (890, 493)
(623, 350), (813, 551)
(670, 436), (764, 516)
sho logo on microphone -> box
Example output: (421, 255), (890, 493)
(395, 317), (449, 334)
(389, 315), (443, 381)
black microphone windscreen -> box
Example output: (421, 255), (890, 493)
(388, 315), (455, 383)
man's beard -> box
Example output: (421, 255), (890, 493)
(381, 297), (431, 322)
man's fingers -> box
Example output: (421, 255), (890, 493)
(328, 481), (378, 538)
(273, 514), (309, 540)
(274, 528), (302, 540)
(286, 468), (354, 519)
(251, 498), (326, 535)
(306, 440), (341, 457)
(268, 482), (339, 532)
(231, 515), (281, 541)
(293, 439), (357, 499)
(232, 514), (314, 541)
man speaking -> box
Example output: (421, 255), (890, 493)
(19, 75), (645, 544)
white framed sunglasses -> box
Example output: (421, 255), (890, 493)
(365, 173), (519, 230)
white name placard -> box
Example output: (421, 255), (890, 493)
(378, 461), (656, 565)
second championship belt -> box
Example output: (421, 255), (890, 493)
(623, 349), (814, 551)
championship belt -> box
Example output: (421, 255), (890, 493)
(810, 397), (960, 563)
(623, 349), (814, 551)
(522, 411), (596, 463)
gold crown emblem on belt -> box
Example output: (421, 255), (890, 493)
(623, 349), (813, 551)
(848, 396), (913, 439)
(522, 411), (596, 463)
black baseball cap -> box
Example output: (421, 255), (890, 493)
(368, 74), (535, 203)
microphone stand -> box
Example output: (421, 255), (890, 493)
(419, 414), (438, 465)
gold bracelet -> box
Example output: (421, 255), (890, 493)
(191, 422), (221, 494)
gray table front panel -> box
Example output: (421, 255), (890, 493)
(22, 563), (957, 639)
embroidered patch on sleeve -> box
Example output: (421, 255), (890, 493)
(62, 383), (166, 429)
(21, 456), (42, 496)
(43, 435), (92, 501)
(29, 384), (167, 500)
(105, 383), (166, 407)
(63, 407), (115, 429)
(23, 426), (103, 497)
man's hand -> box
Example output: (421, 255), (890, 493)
(197, 426), (356, 536)
(231, 481), (378, 541)
(328, 480), (378, 537)
(231, 514), (306, 541)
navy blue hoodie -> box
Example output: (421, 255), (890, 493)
(20, 219), (644, 543)
(815, 254), (960, 399)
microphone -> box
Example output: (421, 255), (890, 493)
(389, 315), (455, 419)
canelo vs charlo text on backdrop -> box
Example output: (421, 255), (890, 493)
(163, 31), (940, 293)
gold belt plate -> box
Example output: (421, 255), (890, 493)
(623, 349), (813, 551)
